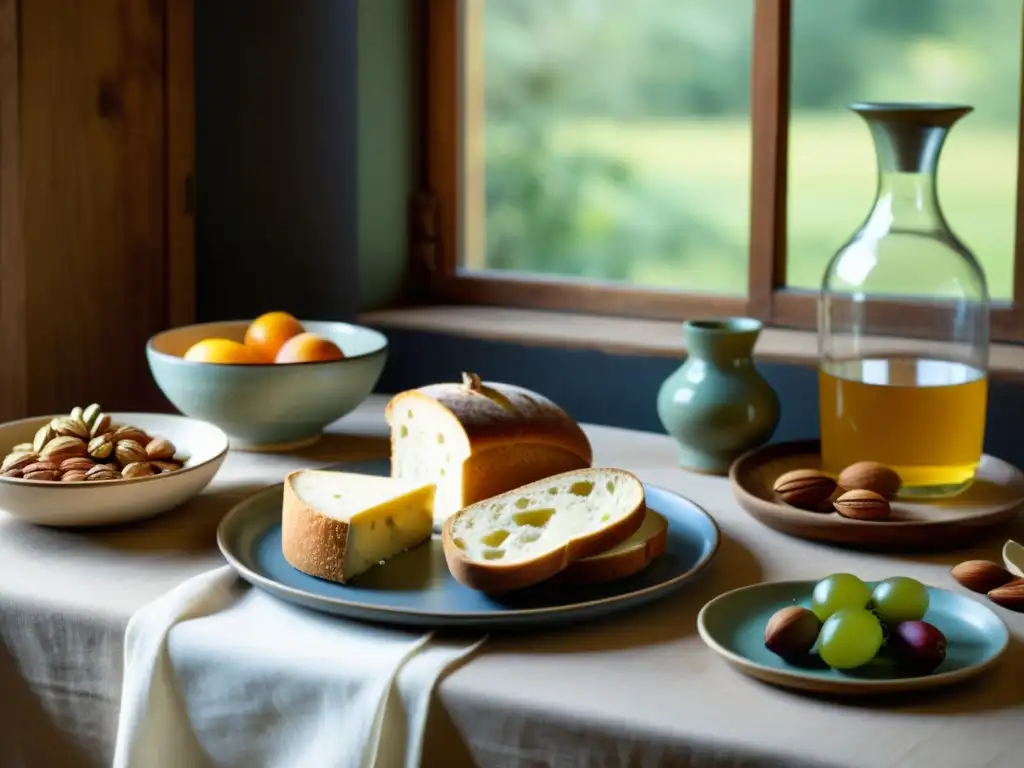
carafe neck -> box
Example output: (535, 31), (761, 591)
(866, 170), (941, 232)
(852, 102), (972, 233)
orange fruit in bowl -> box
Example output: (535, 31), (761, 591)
(183, 338), (269, 364)
(244, 311), (305, 360)
(274, 332), (346, 363)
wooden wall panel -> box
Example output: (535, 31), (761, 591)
(166, 0), (196, 329)
(0, 0), (29, 420)
(0, 0), (194, 421)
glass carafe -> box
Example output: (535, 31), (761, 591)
(817, 103), (989, 499)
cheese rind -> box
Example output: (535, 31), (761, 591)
(281, 470), (435, 584)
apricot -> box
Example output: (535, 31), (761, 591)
(274, 332), (345, 363)
(244, 311), (305, 360)
(183, 338), (269, 364)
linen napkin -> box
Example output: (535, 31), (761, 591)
(113, 566), (485, 768)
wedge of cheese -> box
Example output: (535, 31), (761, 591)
(281, 470), (435, 584)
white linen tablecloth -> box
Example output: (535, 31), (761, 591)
(2, 397), (1024, 768)
(113, 566), (484, 768)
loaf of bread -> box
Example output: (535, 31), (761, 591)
(281, 469), (435, 584)
(441, 468), (646, 593)
(386, 372), (592, 528)
(557, 508), (668, 584)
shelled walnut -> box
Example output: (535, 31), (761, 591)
(0, 403), (186, 483)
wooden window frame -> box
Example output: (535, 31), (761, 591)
(419, 0), (1024, 342)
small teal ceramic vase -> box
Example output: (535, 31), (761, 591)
(657, 318), (780, 475)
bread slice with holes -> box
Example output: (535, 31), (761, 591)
(441, 468), (646, 593)
(557, 509), (668, 584)
(281, 469), (435, 584)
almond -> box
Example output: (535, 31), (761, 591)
(951, 560), (1014, 594)
(837, 461), (902, 500)
(833, 489), (891, 521)
(987, 578), (1024, 612)
(1, 469), (23, 479)
(764, 606), (822, 658)
(772, 469), (837, 511)
(61, 471), (88, 482)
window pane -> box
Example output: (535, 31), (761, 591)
(463, 0), (752, 293)
(787, 0), (1022, 299)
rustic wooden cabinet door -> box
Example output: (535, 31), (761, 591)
(0, 0), (194, 421)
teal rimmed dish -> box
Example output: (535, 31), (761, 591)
(697, 580), (1009, 695)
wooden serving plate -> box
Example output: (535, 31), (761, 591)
(729, 440), (1024, 550)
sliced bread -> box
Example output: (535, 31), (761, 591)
(386, 372), (593, 528)
(557, 509), (668, 584)
(281, 470), (435, 584)
(441, 468), (646, 593)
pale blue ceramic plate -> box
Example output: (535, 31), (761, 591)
(697, 580), (1009, 695)
(217, 460), (720, 629)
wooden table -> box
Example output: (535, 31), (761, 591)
(1, 395), (1022, 767)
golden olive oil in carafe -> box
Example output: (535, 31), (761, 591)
(819, 357), (987, 498)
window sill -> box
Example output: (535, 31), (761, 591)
(359, 305), (1024, 381)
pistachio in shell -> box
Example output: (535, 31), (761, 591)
(145, 437), (176, 461)
(121, 461), (155, 479)
(32, 424), (56, 453)
(82, 403), (103, 429)
(89, 413), (112, 438)
(88, 435), (114, 460)
(1, 451), (39, 473)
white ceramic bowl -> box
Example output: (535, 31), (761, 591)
(0, 412), (229, 527)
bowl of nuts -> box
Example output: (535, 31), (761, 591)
(0, 404), (229, 527)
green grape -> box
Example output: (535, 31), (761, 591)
(871, 577), (929, 624)
(818, 608), (884, 669)
(810, 573), (872, 622)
